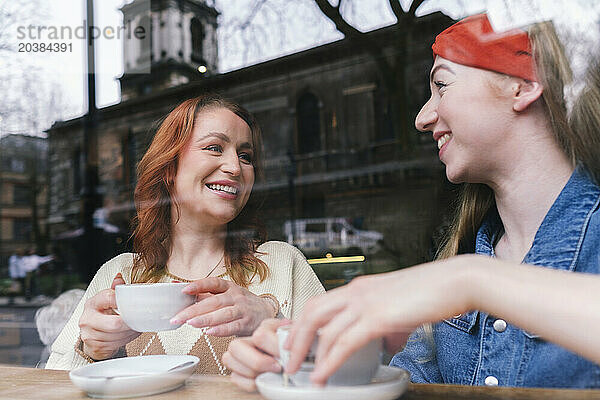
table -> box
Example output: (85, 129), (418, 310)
(1, 365), (599, 400)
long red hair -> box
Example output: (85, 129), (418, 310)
(131, 94), (268, 286)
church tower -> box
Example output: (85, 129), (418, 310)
(119, 0), (219, 101)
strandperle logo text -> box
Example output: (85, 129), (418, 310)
(17, 20), (146, 45)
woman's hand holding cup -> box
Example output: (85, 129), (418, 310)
(78, 273), (141, 361)
(225, 317), (383, 391)
(222, 318), (287, 391)
(170, 277), (279, 337)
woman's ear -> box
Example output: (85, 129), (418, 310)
(512, 80), (543, 112)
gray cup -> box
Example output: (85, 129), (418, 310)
(276, 325), (382, 386)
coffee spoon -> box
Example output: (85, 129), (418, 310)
(277, 359), (296, 387)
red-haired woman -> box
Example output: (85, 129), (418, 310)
(45, 94), (324, 373)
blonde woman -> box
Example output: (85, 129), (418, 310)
(224, 15), (600, 389)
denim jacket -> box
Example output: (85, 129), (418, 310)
(390, 167), (600, 388)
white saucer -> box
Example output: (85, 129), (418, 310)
(69, 355), (199, 399)
(256, 365), (410, 400)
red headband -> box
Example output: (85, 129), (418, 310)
(432, 14), (537, 81)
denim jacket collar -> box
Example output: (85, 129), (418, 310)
(476, 166), (600, 272)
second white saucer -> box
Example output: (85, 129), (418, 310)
(256, 365), (410, 400)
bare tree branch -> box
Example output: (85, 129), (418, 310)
(0, 2), (45, 53)
(239, 0), (269, 30)
(388, 0), (404, 22)
(220, 0), (296, 67)
(0, 0), (68, 137)
(263, 2), (287, 52)
(312, 0), (400, 83)
(314, 0), (362, 38)
(388, 0), (425, 25)
(408, 0), (425, 17)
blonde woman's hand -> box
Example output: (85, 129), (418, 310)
(78, 273), (140, 361)
(170, 277), (279, 337)
(222, 318), (287, 391)
(286, 256), (478, 385)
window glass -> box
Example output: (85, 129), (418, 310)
(1, 0), (599, 378)
(296, 92), (321, 154)
(13, 186), (31, 206)
(13, 218), (32, 241)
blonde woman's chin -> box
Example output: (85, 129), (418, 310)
(444, 168), (465, 185)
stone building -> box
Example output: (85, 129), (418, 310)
(0, 134), (48, 270)
(119, 0), (219, 101)
(47, 0), (454, 284)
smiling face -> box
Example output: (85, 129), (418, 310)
(416, 57), (515, 184)
(172, 107), (255, 227)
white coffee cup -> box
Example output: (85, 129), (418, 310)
(115, 283), (195, 332)
(276, 325), (382, 386)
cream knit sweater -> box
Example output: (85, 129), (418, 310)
(45, 241), (324, 372)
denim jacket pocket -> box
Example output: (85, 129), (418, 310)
(443, 311), (479, 333)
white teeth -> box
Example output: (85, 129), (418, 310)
(437, 133), (452, 149)
(208, 184), (238, 194)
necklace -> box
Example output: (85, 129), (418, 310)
(165, 253), (225, 283)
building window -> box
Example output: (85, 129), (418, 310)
(376, 100), (394, 141)
(373, 85), (395, 142)
(191, 17), (204, 63)
(1, 157), (26, 173)
(141, 83), (152, 95)
(343, 89), (375, 148)
(138, 15), (152, 64)
(13, 218), (32, 241)
(73, 148), (81, 195)
(13, 185), (31, 206)
(296, 92), (321, 154)
(301, 194), (324, 218)
(0, 156), (9, 171)
(122, 131), (137, 187)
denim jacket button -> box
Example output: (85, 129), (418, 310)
(484, 376), (499, 386)
(493, 319), (507, 333)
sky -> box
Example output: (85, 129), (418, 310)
(3, 0), (600, 133)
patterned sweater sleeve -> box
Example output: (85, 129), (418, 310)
(45, 253), (134, 370)
(286, 244), (325, 319)
(254, 241), (325, 320)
